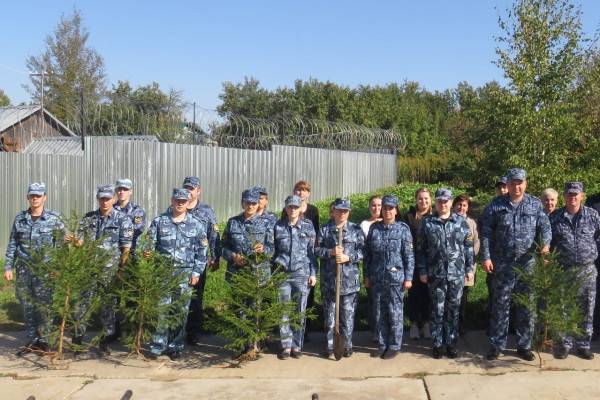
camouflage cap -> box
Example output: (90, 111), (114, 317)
(172, 188), (191, 200)
(183, 176), (201, 188)
(241, 188), (260, 203)
(253, 185), (268, 196)
(284, 195), (302, 208)
(97, 184), (116, 199)
(333, 197), (352, 210)
(564, 182), (584, 194)
(435, 188), (453, 201)
(506, 168), (526, 181)
(115, 178), (133, 190)
(495, 176), (508, 186)
(382, 195), (399, 207)
(27, 182), (46, 196)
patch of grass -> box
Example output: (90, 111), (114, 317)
(0, 276), (23, 330)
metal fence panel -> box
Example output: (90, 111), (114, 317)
(0, 138), (396, 255)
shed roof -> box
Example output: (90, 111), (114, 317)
(22, 136), (84, 155)
(0, 105), (76, 136)
(22, 135), (159, 155)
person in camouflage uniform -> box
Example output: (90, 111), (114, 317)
(273, 195), (317, 359)
(481, 168), (551, 361)
(181, 176), (221, 345)
(4, 182), (65, 354)
(145, 188), (208, 360)
(364, 195), (414, 359)
(74, 184), (134, 355)
(315, 198), (364, 358)
(550, 182), (600, 360)
(254, 185), (278, 229)
(416, 188), (474, 359)
(114, 178), (146, 250)
(222, 188), (274, 282)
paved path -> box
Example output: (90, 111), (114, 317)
(2, 330), (600, 399)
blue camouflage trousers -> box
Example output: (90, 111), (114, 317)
(368, 286), (381, 340)
(323, 292), (358, 351)
(279, 275), (310, 351)
(489, 261), (534, 351)
(428, 277), (464, 348)
(560, 264), (597, 351)
(15, 263), (52, 342)
(150, 281), (193, 355)
(73, 263), (119, 339)
(376, 284), (404, 351)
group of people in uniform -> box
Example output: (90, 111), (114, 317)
(4, 167), (600, 362)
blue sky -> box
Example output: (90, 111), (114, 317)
(1, 1), (600, 110)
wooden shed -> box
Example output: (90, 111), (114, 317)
(0, 106), (76, 152)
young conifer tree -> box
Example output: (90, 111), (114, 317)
(115, 235), (193, 357)
(513, 250), (584, 367)
(209, 251), (310, 361)
(28, 212), (111, 363)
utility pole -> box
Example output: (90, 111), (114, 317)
(193, 102), (196, 131)
(80, 90), (85, 151)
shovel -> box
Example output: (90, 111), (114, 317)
(333, 226), (346, 360)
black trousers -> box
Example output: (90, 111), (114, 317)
(406, 278), (430, 325)
(186, 268), (207, 337)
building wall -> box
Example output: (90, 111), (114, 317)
(1, 111), (70, 152)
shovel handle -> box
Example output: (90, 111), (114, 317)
(335, 226), (344, 334)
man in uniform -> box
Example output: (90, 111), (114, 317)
(550, 182), (600, 360)
(481, 168), (551, 361)
(4, 183), (65, 354)
(254, 185), (278, 228)
(315, 198), (364, 358)
(181, 176), (221, 345)
(584, 193), (600, 340)
(145, 188), (208, 360)
(75, 184), (134, 355)
(114, 178), (146, 250)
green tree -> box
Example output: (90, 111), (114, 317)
(115, 238), (193, 358)
(0, 89), (10, 106)
(84, 81), (188, 142)
(482, 0), (594, 190)
(208, 254), (309, 361)
(513, 251), (584, 367)
(28, 212), (111, 364)
(25, 8), (106, 124)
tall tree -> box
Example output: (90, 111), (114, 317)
(484, 0), (593, 189)
(0, 89), (10, 107)
(25, 8), (106, 124)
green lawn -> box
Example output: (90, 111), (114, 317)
(0, 260), (23, 330)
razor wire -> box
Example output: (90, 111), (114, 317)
(55, 99), (403, 151)
(212, 115), (404, 152)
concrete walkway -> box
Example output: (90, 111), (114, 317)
(2, 330), (600, 399)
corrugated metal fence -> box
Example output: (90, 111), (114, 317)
(1, 137), (396, 254)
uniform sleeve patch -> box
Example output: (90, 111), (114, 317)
(134, 216), (142, 225)
(202, 238), (209, 247)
